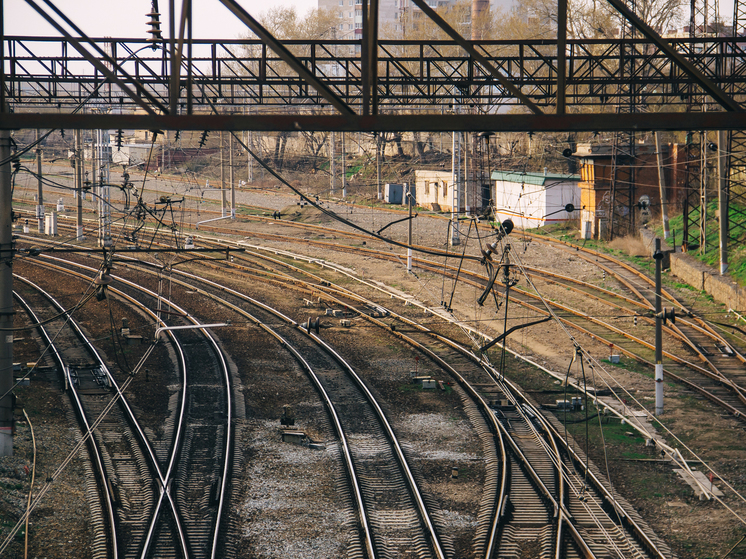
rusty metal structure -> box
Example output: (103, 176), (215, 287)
(2, 0), (746, 456)
(1, 0), (746, 132)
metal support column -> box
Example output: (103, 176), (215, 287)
(0, 129), (13, 456)
(36, 130), (44, 233)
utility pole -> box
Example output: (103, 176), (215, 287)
(220, 131), (226, 216)
(376, 133), (382, 200)
(407, 183), (413, 273)
(451, 131), (461, 246)
(654, 132), (670, 240)
(75, 130), (84, 240)
(90, 128), (96, 199)
(718, 130), (729, 275)
(342, 132), (347, 198)
(98, 128), (111, 247)
(247, 129), (253, 182)
(654, 238), (664, 416)
(36, 130), (44, 233)
(0, 129), (13, 456)
(229, 131), (235, 218)
(330, 131), (336, 196)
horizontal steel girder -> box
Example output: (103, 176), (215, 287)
(4, 36), (746, 114)
(2, 111), (745, 132)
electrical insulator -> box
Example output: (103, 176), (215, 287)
(174, 130), (181, 142)
(146, 3), (162, 50)
(115, 129), (124, 149)
(198, 130), (209, 148)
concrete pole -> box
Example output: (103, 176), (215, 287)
(407, 183), (413, 273)
(229, 132), (235, 218)
(0, 130), (13, 456)
(220, 131), (227, 216)
(36, 130), (44, 233)
(248, 130), (253, 182)
(75, 130), (84, 240)
(451, 131), (460, 246)
(654, 238), (664, 416)
(376, 133), (382, 200)
(342, 132), (347, 198)
(90, 129), (96, 199)
(330, 131), (336, 196)
(654, 132), (670, 240)
(718, 130), (728, 275)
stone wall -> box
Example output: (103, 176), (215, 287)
(640, 228), (746, 313)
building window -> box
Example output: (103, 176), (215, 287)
(355, 22), (362, 29)
(442, 181), (448, 197)
(348, 23), (353, 29)
(339, 23), (344, 29)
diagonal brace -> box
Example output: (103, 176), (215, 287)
(480, 316), (552, 352)
(409, 0), (543, 115)
(25, 0), (168, 115)
(216, 0), (356, 117)
(605, 0), (742, 112)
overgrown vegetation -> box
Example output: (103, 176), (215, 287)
(652, 200), (746, 287)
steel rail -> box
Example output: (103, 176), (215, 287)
(77, 262), (232, 559)
(219, 251), (674, 557)
(20, 228), (668, 556)
(521, 232), (745, 360)
(500, 374), (670, 559)
(12, 280), (120, 559)
(277, 273), (635, 558)
(19, 259), (192, 558)
(26, 255), (235, 559)
(109, 255), (444, 559)
(113, 225), (746, 419)
(20, 226), (746, 420)
(211, 233), (746, 413)
(168, 240), (597, 557)
(375, 301), (669, 559)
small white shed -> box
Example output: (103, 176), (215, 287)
(491, 170), (580, 229)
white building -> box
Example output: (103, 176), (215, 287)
(492, 170), (580, 229)
(414, 169), (460, 212)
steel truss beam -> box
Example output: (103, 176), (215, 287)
(4, 111), (746, 132)
(4, 34), (746, 131)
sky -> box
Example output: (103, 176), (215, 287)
(6, 0), (739, 39)
(5, 0), (318, 40)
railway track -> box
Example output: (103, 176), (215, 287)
(25, 253), (451, 559)
(17, 212), (746, 423)
(107, 237), (676, 558)
(17, 258), (235, 559)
